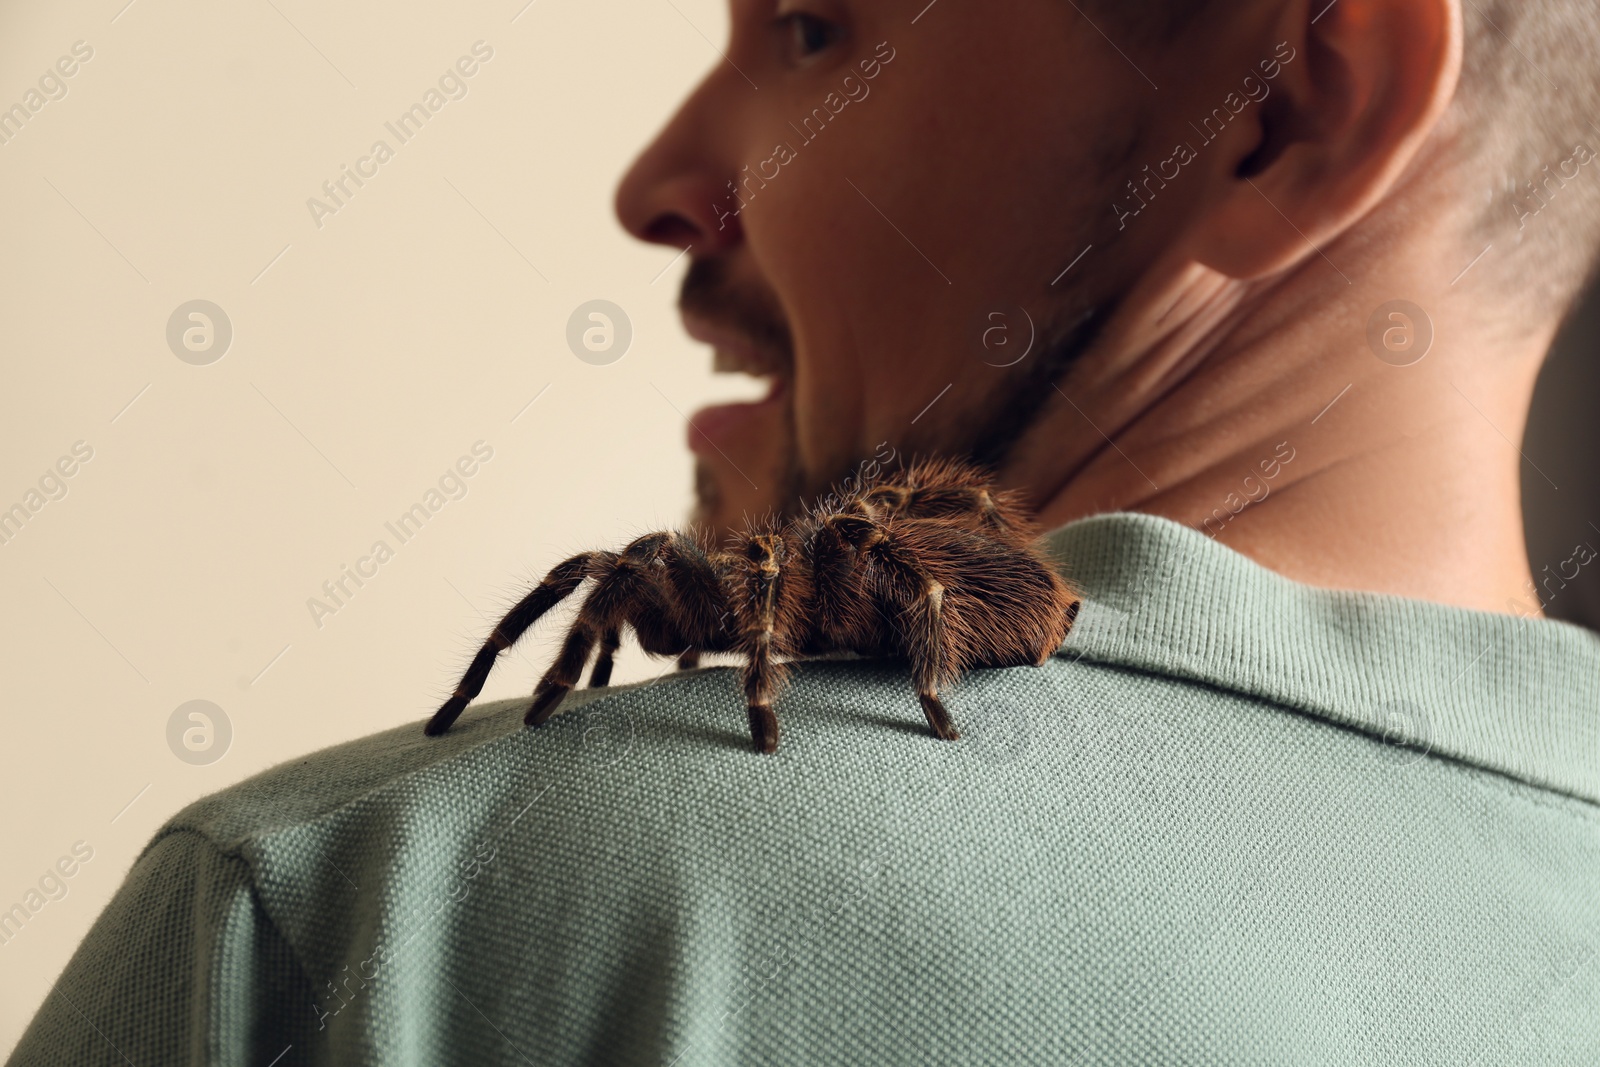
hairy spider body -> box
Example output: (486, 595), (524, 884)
(426, 458), (1081, 753)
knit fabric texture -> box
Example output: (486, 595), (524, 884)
(10, 512), (1600, 1066)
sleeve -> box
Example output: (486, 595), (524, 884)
(6, 829), (323, 1067)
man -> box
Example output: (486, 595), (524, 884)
(12, 0), (1600, 1063)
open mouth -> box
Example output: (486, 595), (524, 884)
(681, 312), (792, 457)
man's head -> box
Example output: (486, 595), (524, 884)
(615, 0), (1600, 540)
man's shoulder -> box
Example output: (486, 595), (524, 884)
(153, 655), (1097, 862)
(120, 648), (1600, 1064)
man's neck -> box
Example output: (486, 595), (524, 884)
(1012, 249), (1552, 618)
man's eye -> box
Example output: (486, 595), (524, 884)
(776, 12), (842, 62)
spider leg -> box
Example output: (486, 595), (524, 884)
(426, 552), (595, 736)
(735, 533), (792, 754)
(911, 597), (961, 742)
(869, 533), (961, 742)
(742, 640), (782, 755)
(528, 533), (684, 725)
(864, 457), (1035, 543)
(526, 617), (601, 726)
(654, 530), (737, 666)
(587, 626), (622, 688)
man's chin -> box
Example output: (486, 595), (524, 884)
(689, 458), (733, 540)
(690, 454), (796, 543)
(686, 393), (804, 541)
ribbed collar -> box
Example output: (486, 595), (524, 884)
(1043, 513), (1600, 806)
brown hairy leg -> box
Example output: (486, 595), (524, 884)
(869, 531), (961, 742)
(427, 456), (1080, 754)
(525, 530), (737, 727)
(526, 617), (602, 726)
(426, 552), (596, 736)
(524, 534), (676, 725)
(588, 626), (622, 688)
(735, 533), (791, 754)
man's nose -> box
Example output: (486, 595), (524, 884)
(614, 80), (744, 255)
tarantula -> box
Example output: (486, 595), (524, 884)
(425, 457), (1081, 753)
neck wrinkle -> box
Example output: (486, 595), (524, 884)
(1020, 242), (1550, 615)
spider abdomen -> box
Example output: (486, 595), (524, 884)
(861, 519), (1075, 674)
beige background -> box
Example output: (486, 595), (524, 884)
(3, 0), (1599, 1056)
(0, 0), (744, 1050)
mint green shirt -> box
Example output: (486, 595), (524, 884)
(11, 513), (1600, 1065)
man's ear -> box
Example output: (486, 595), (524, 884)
(1184, 0), (1463, 280)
